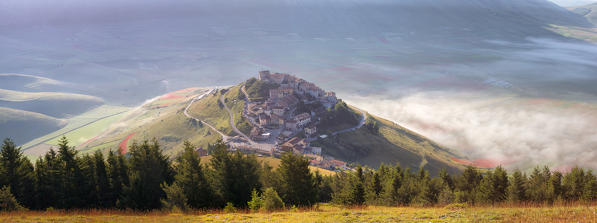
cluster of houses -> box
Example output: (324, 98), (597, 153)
(246, 71), (338, 141)
(242, 71), (348, 171)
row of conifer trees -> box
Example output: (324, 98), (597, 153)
(0, 137), (595, 211)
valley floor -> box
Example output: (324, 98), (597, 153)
(1, 204), (595, 222)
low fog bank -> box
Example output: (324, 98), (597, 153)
(346, 92), (597, 171)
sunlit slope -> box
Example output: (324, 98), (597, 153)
(84, 88), (222, 157)
(85, 83), (463, 174)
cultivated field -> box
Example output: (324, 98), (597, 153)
(0, 204), (594, 222)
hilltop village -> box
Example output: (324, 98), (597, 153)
(228, 71), (357, 170)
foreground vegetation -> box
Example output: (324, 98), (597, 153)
(0, 136), (595, 216)
(0, 204), (595, 222)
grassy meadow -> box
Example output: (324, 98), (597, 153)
(0, 204), (594, 222)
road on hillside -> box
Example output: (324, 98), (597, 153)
(331, 107), (367, 136)
(183, 88), (273, 152)
(183, 89), (229, 140)
(241, 84), (251, 102)
(219, 93), (254, 143)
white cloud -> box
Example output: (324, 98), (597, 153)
(346, 91), (597, 170)
(549, 0), (597, 6)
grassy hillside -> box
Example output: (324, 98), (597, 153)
(312, 113), (462, 175)
(187, 89), (236, 136)
(200, 155), (336, 176)
(20, 105), (128, 149)
(0, 88), (104, 118)
(82, 88), (224, 157)
(77, 84), (463, 175)
(0, 107), (66, 145)
(222, 85), (252, 135)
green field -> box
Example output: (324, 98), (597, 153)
(21, 105), (130, 151)
(188, 89), (236, 136)
(46, 112), (128, 146)
(0, 204), (594, 222)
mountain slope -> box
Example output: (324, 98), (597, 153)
(570, 3), (597, 25)
(0, 107), (67, 145)
(0, 88), (104, 118)
(82, 78), (464, 175)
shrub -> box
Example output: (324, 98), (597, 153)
(247, 189), (263, 211)
(224, 202), (237, 213)
(262, 188), (284, 211)
(0, 186), (24, 211)
(160, 183), (189, 212)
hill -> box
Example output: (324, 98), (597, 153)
(0, 107), (66, 145)
(570, 3), (597, 25)
(0, 73), (64, 92)
(82, 72), (465, 174)
(0, 88), (104, 118)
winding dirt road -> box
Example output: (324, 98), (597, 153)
(183, 89), (229, 140)
(219, 93), (254, 143)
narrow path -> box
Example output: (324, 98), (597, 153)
(241, 84), (251, 102)
(331, 107), (367, 136)
(219, 93), (254, 143)
(184, 89), (229, 140)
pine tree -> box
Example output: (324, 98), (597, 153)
(106, 151), (125, 207)
(247, 188), (263, 211)
(121, 139), (174, 210)
(161, 182), (188, 212)
(562, 167), (585, 201)
(262, 187), (284, 211)
(526, 166), (550, 202)
(79, 154), (98, 208)
(210, 141), (261, 208)
(387, 170), (403, 205)
(173, 141), (213, 209)
(371, 171), (382, 197)
(0, 138), (35, 208)
(456, 166), (482, 203)
(582, 171), (597, 201)
(56, 136), (85, 209)
(508, 170), (527, 202)
(547, 171), (562, 202)
(34, 149), (61, 209)
(477, 171), (493, 203)
(492, 166), (509, 203)
(278, 152), (317, 207)
(439, 168), (454, 191)
(93, 151), (110, 208)
(0, 186), (24, 211)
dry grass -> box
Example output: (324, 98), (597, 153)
(1, 203), (595, 222)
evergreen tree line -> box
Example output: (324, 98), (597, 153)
(330, 164), (597, 206)
(0, 137), (595, 211)
(0, 137), (321, 211)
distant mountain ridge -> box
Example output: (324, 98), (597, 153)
(570, 3), (597, 25)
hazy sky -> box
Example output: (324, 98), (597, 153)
(550, 0), (596, 6)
